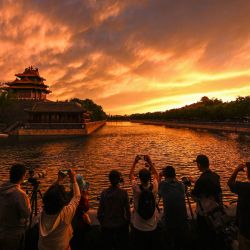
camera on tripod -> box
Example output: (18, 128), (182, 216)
(181, 177), (192, 187)
(23, 166), (46, 227)
(26, 167), (47, 186)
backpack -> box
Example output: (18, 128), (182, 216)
(137, 184), (156, 220)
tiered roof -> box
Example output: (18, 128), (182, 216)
(6, 66), (51, 94)
(28, 102), (86, 113)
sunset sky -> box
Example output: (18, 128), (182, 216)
(0, 0), (250, 114)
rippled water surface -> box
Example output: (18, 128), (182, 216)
(0, 122), (249, 207)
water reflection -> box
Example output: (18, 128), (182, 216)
(0, 122), (249, 207)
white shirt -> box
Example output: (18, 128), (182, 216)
(131, 178), (159, 231)
(38, 182), (81, 250)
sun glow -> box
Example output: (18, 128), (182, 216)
(1, 1), (250, 114)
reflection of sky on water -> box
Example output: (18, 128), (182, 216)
(0, 122), (249, 207)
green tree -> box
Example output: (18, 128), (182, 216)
(70, 98), (107, 121)
(0, 92), (14, 122)
(127, 96), (250, 122)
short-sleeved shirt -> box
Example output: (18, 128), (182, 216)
(192, 169), (222, 204)
(158, 179), (187, 228)
(97, 187), (130, 229)
(229, 181), (250, 240)
(131, 179), (159, 231)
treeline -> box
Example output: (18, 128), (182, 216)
(70, 98), (107, 121)
(109, 96), (250, 122)
(0, 92), (14, 123)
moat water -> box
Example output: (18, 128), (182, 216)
(0, 122), (249, 207)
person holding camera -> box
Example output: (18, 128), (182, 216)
(228, 163), (250, 250)
(0, 164), (31, 250)
(191, 154), (222, 250)
(129, 155), (159, 250)
(38, 169), (81, 250)
(97, 170), (131, 250)
(158, 166), (188, 250)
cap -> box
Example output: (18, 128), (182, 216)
(194, 154), (209, 167)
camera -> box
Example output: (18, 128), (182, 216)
(26, 167), (47, 186)
(137, 155), (146, 161)
(182, 177), (192, 187)
(59, 169), (70, 177)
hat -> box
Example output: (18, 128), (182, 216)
(76, 174), (89, 191)
(194, 154), (209, 167)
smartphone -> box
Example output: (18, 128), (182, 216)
(59, 169), (70, 176)
(137, 155), (145, 160)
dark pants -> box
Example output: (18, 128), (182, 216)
(101, 224), (129, 250)
(196, 215), (225, 250)
(131, 227), (161, 250)
(70, 225), (91, 250)
(163, 226), (188, 250)
(0, 231), (25, 250)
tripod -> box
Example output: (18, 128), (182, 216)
(28, 179), (43, 228)
(184, 186), (194, 220)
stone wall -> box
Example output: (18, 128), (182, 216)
(14, 128), (86, 136)
(132, 120), (250, 134)
(84, 121), (106, 135)
(10, 120), (106, 136)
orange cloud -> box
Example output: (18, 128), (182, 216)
(0, 0), (250, 114)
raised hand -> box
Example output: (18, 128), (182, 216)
(236, 164), (246, 172)
(68, 169), (77, 183)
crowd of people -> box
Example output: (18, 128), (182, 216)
(0, 154), (249, 250)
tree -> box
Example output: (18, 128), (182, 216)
(123, 96), (250, 122)
(70, 98), (106, 121)
(0, 92), (14, 122)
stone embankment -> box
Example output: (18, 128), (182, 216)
(84, 121), (106, 135)
(132, 120), (250, 134)
(7, 121), (106, 136)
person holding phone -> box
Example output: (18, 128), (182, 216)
(228, 162), (250, 250)
(129, 155), (160, 250)
(38, 169), (81, 250)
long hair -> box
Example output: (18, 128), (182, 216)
(43, 184), (68, 215)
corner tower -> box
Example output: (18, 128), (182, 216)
(5, 66), (51, 100)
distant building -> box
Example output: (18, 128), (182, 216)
(1, 66), (104, 136)
(3, 66), (50, 100)
(27, 102), (87, 125)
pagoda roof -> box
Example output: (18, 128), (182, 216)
(7, 85), (51, 93)
(15, 66), (46, 81)
(27, 102), (86, 113)
(9, 78), (44, 85)
(8, 80), (47, 86)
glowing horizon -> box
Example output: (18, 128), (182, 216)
(0, 0), (250, 115)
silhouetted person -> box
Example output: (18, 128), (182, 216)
(0, 164), (31, 250)
(97, 170), (130, 250)
(130, 155), (160, 250)
(158, 166), (188, 250)
(228, 163), (250, 250)
(38, 169), (80, 250)
(191, 154), (222, 250)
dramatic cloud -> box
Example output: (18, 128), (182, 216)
(0, 0), (250, 114)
